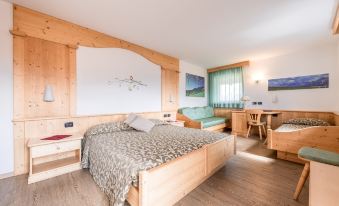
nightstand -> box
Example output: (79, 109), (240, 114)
(168, 120), (185, 127)
(27, 134), (83, 184)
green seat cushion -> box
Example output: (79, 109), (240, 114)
(179, 106), (214, 120)
(196, 117), (226, 128)
(299, 147), (339, 167)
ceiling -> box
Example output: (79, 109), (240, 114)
(7, 0), (339, 68)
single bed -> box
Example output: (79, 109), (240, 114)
(267, 118), (339, 163)
(81, 119), (235, 206)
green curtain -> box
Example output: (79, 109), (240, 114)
(208, 67), (244, 108)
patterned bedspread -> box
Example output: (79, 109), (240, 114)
(81, 120), (231, 206)
(274, 123), (311, 132)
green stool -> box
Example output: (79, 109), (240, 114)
(293, 147), (339, 200)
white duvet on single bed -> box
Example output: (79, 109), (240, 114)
(274, 124), (311, 132)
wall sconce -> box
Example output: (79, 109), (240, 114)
(43, 85), (55, 102)
(252, 72), (265, 84)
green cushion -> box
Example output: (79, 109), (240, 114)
(179, 106), (214, 120)
(299, 147), (339, 167)
(196, 117), (226, 128)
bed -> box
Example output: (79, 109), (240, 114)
(267, 118), (339, 163)
(81, 119), (235, 206)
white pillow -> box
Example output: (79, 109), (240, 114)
(124, 113), (137, 124)
(128, 116), (155, 133)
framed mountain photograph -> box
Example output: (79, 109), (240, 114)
(268, 73), (329, 91)
(186, 73), (205, 97)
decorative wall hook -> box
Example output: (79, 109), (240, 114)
(108, 75), (147, 91)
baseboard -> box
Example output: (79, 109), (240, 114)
(0, 172), (14, 180)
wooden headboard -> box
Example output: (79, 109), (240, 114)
(13, 112), (176, 175)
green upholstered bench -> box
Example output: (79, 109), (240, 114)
(299, 147), (339, 167)
(177, 106), (227, 131)
(294, 147), (339, 201)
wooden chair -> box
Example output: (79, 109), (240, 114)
(246, 110), (266, 140)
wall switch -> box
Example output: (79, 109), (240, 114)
(258, 102), (263, 105)
(252, 102), (257, 105)
(167, 114), (171, 117)
(64, 122), (74, 128)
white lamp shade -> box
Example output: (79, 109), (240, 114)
(43, 85), (55, 102)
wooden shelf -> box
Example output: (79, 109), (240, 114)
(32, 156), (79, 174)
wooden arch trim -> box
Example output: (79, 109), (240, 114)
(13, 5), (179, 71)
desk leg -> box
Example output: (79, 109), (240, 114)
(266, 114), (272, 129)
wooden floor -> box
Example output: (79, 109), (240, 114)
(0, 136), (308, 206)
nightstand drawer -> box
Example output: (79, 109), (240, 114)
(31, 140), (81, 158)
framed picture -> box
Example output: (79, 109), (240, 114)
(186, 73), (205, 97)
(268, 73), (329, 91)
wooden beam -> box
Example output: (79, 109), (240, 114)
(333, 5), (339, 34)
(207, 61), (250, 73)
(13, 5), (179, 71)
(10, 29), (27, 37)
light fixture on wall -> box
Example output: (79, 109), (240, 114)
(43, 85), (55, 102)
(252, 72), (265, 84)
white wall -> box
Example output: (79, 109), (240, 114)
(244, 42), (339, 111)
(77, 47), (161, 115)
(179, 60), (208, 108)
(0, 1), (13, 175)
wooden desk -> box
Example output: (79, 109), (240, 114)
(231, 110), (281, 137)
(263, 111), (281, 129)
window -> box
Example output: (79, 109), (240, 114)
(208, 67), (244, 108)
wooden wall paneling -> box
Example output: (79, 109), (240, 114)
(213, 108), (233, 127)
(23, 37), (70, 118)
(13, 112), (176, 175)
(13, 122), (25, 175)
(68, 46), (77, 116)
(13, 5), (179, 71)
(13, 35), (25, 119)
(161, 68), (179, 111)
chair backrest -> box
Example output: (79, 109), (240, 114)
(246, 109), (263, 124)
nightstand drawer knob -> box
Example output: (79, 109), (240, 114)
(56, 146), (60, 150)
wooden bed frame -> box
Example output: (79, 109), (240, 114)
(127, 136), (235, 206)
(267, 126), (339, 163)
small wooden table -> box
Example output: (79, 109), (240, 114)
(27, 134), (83, 184)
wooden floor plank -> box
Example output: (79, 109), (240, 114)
(0, 136), (308, 206)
